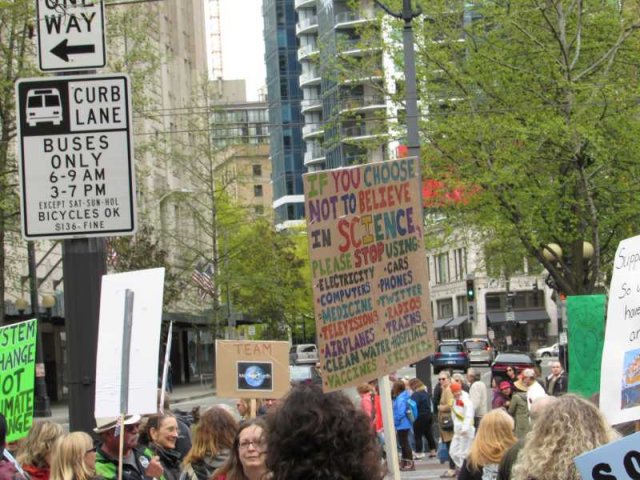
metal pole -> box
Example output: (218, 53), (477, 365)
(120, 289), (134, 415)
(28, 242), (51, 417)
(63, 238), (107, 433)
(400, 0), (420, 158)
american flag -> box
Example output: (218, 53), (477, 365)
(192, 262), (214, 300)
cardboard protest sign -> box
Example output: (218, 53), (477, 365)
(567, 295), (605, 397)
(215, 340), (289, 399)
(600, 235), (640, 425)
(0, 319), (37, 442)
(95, 268), (165, 418)
(574, 431), (640, 480)
(303, 158), (434, 391)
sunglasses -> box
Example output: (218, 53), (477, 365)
(85, 446), (96, 454)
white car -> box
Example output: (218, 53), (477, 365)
(535, 343), (559, 360)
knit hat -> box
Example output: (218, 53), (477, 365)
(450, 382), (462, 393)
(499, 381), (511, 390)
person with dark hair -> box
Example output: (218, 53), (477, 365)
(139, 413), (182, 480)
(181, 406), (238, 480)
(158, 390), (193, 458)
(212, 419), (268, 480)
(408, 378), (436, 459)
(0, 413), (21, 480)
(391, 380), (415, 471)
(264, 385), (383, 480)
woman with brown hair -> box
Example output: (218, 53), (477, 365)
(139, 413), (181, 480)
(17, 420), (64, 480)
(212, 419), (269, 480)
(457, 409), (517, 480)
(180, 407), (238, 480)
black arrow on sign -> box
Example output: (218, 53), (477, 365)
(50, 39), (95, 62)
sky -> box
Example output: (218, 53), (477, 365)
(217, 0), (266, 101)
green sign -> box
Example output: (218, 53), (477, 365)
(0, 319), (37, 442)
(567, 295), (606, 398)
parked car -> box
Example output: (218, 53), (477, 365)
(463, 337), (495, 366)
(491, 352), (535, 382)
(535, 343), (559, 360)
(289, 365), (322, 386)
(289, 344), (319, 365)
(431, 340), (470, 373)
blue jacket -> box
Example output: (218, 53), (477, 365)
(393, 390), (412, 430)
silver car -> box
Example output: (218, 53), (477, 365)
(463, 338), (495, 366)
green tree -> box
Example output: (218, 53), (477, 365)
(411, 0), (640, 294)
(0, 0), (36, 322)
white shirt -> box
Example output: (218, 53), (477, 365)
(469, 380), (488, 417)
(526, 380), (547, 410)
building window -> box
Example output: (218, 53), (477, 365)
(453, 247), (466, 281)
(253, 164), (262, 176)
(254, 185), (264, 197)
(435, 253), (450, 284)
(437, 298), (453, 319)
(254, 205), (264, 215)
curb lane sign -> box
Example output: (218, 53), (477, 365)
(36, 0), (106, 72)
(15, 74), (136, 240)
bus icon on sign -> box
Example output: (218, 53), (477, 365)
(26, 88), (63, 127)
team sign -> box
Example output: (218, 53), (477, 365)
(303, 158), (434, 391)
(0, 319), (37, 442)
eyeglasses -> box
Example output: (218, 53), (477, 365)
(438, 378), (447, 381)
(85, 447), (96, 454)
(239, 439), (266, 450)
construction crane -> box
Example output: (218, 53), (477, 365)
(207, 0), (224, 80)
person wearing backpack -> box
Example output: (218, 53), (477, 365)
(409, 378), (437, 459)
(391, 380), (415, 471)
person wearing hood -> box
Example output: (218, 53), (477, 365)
(17, 421), (64, 480)
(181, 407), (238, 480)
(140, 414), (182, 480)
(391, 380), (415, 471)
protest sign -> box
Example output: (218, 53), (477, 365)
(215, 340), (289, 399)
(574, 431), (640, 480)
(600, 234), (640, 425)
(95, 268), (165, 418)
(0, 319), (37, 442)
(303, 158), (434, 391)
(567, 295), (605, 397)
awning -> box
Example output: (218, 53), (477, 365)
(445, 316), (468, 328)
(434, 317), (453, 330)
(487, 308), (551, 325)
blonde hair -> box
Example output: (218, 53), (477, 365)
(17, 420), (64, 467)
(467, 409), (517, 472)
(50, 432), (94, 480)
(512, 395), (618, 480)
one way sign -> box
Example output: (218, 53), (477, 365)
(36, 0), (106, 72)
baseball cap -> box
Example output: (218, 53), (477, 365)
(499, 381), (511, 390)
(450, 382), (462, 393)
(94, 414), (141, 433)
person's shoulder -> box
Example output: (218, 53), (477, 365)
(0, 459), (19, 480)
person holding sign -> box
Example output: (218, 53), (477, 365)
(140, 414), (182, 480)
(95, 415), (164, 480)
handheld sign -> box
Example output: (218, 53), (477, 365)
(574, 432), (640, 480)
(303, 158), (434, 391)
(95, 268), (165, 418)
(36, 0), (106, 72)
(15, 74), (136, 240)
(0, 319), (37, 442)
(215, 340), (289, 399)
(600, 235), (640, 425)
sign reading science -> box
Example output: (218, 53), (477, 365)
(303, 158), (434, 391)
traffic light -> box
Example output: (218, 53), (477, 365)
(468, 304), (475, 322)
(466, 279), (475, 302)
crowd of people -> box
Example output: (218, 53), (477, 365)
(0, 359), (627, 480)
